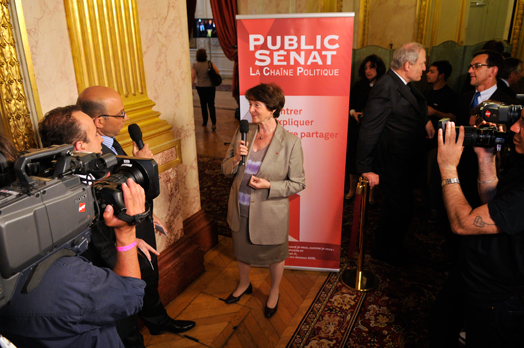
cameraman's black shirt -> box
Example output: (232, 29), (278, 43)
(459, 152), (524, 301)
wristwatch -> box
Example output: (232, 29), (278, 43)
(441, 178), (460, 187)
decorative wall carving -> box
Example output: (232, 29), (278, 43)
(511, 0), (524, 58)
(415, 0), (429, 44)
(357, 0), (369, 48)
(0, 0), (36, 151)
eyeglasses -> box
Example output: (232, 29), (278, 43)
(100, 110), (126, 119)
(468, 63), (493, 70)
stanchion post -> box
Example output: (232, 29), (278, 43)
(341, 177), (379, 291)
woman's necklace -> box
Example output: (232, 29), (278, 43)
(259, 127), (275, 140)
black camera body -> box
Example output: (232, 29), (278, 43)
(438, 118), (507, 149)
(438, 102), (522, 150)
(473, 101), (522, 125)
(0, 145), (159, 309)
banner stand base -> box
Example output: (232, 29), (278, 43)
(341, 267), (379, 292)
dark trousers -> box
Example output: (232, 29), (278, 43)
(139, 255), (169, 328)
(425, 147), (442, 213)
(373, 176), (414, 254)
(372, 152), (421, 255)
(196, 86), (217, 126)
(429, 275), (524, 348)
(118, 254), (168, 348)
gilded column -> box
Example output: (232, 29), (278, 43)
(415, 0), (429, 45)
(63, 0), (180, 165)
(0, 0), (36, 151)
(357, 0), (369, 48)
(511, 0), (524, 59)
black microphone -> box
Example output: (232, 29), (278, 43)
(128, 123), (144, 150)
(239, 120), (249, 165)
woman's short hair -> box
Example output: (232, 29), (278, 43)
(358, 54), (386, 80)
(245, 83), (286, 118)
(196, 49), (207, 62)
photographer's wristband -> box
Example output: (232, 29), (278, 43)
(478, 177), (497, 184)
(116, 240), (137, 252)
(441, 178), (460, 187)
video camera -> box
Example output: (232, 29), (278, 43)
(438, 101), (523, 150)
(473, 101), (522, 125)
(0, 145), (159, 309)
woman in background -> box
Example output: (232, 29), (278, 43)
(222, 83), (306, 318)
(345, 54), (386, 200)
(192, 48), (220, 131)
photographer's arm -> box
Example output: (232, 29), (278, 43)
(437, 124), (502, 236)
(103, 179), (146, 278)
(474, 147), (499, 204)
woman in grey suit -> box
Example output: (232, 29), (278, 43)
(221, 83), (306, 318)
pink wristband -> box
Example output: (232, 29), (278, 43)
(115, 240), (137, 252)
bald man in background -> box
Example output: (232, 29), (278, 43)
(77, 86), (195, 348)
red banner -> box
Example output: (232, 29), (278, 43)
(237, 14), (354, 271)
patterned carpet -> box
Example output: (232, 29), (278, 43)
(198, 155), (233, 237)
(198, 155), (451, 347)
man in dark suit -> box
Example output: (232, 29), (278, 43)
(454, 50), (518, 210)
(356, 42), (429, 265)
(77, 86), (195, 348)
(499, 57), (523, 101)
(456, 50), (517, 127)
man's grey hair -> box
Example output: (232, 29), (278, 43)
(391, 42), (425, 70)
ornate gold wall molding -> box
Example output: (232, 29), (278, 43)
(63, 0), (179, 168)
(0, 0), (36, 151)
(415, 0), (429, 44)
(511, 0), (524, 58)
(357, 0), (370, 48)
(428, 0), (442, 48)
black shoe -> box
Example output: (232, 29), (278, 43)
(212, 124), (216, 131)
(224, 283), (252, 304)
(148, 319), (196, 335)
(264, 296), (279, 318)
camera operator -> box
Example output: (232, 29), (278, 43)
(38, 104), (176, 347)
(429, 118), (524, 347)
(38, 105), (158, 258)
(0, 162), (148, 348)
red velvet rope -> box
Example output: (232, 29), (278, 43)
(348, 192), (363, 258)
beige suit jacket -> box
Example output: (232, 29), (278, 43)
(222, 122), (306, 245)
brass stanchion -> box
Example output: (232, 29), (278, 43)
(341, 177), (379, 291)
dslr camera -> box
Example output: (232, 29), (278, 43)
(438, 101), (523, 150)
(0, 145), (159, 309)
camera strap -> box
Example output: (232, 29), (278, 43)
(22, 249), (76, 294)
(115, 202), (151, 225)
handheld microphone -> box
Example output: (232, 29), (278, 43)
(239, 120), (249, 166)
(128, 123), (144, 150)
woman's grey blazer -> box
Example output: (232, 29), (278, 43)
(222, 122), (306, 245)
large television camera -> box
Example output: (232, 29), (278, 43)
(0, 145), (159, 309)
(438, 101), (523, 150)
